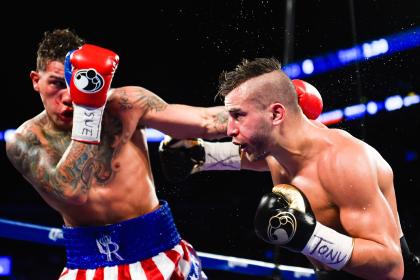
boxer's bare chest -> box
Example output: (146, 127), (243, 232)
(270, 159), (341, 229)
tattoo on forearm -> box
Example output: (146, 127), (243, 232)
(211, 111), (228, 133)
(61, 144), (98, 191)
(80, 158), (96, 187)
(53, 141), (114, 193)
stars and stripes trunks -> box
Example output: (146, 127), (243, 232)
(58, 200), (206, 280)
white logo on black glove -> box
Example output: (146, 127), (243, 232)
(268, 211), (297, 244)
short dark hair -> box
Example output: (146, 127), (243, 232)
(216, 57), (281, 100)
(36, 28), (85, 71)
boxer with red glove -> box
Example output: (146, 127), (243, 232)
(293, 79), (323, 120)
(65, 44), (119, 144)
(158, 79), (323, 182)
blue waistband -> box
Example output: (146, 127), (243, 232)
(62, 200), (181, 269)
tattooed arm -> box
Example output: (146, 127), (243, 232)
(107, 86), (228, 141)
(6, 122), (96, 205)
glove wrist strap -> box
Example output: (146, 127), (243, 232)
(199, 141), (241, 171)
(72, 104), (105, 144)
(301, 222), (354, 270)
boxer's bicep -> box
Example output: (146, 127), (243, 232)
(323, 150), (398, 246)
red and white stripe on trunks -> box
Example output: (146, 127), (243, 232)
(58, 240), (205, 280)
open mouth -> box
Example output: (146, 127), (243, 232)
(62, 110), (73, 118)
(59, 110), (73, 121)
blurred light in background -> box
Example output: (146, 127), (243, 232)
(283, 27), (420, 79)
(385, 95), (404, 111)
(319, 92), (419, 125)
(0, 256), (12, 276)
(405, 150), (418, 162)
(344, 104), (366, 120)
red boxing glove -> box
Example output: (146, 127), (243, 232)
(66, 44), (119, 144)
(292, 79), (323, 120)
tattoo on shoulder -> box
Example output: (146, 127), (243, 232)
(117, 88), (168, 113)
(7, 124), (121, 200)
(6, 130), (40, 175)
(143, 94), (168, 112)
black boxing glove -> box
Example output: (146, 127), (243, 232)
(254, 184), (354, 270)
(158, 136), (206, 183)
(158, 136), (241, 183)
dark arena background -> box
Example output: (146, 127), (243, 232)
(1, 1), (419, 279)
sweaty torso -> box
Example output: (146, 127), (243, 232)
(13, 110), (158, 227)
(267, 128), (402, 270)
(267, 128), (401, 237)
(268, 152), (342, 230)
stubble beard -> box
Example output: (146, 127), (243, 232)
(245, 125), (271, 162)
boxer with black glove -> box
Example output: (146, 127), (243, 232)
(159, 137), (241, 182)
(158, 79), (323, 182)
(254, 184), (354, 270)
(159, 79), (323, 182)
